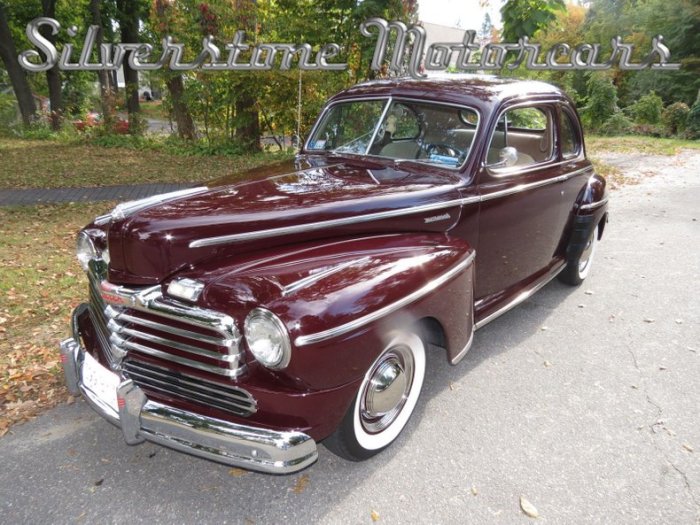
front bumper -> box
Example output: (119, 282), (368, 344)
(59, 308), (318, 474)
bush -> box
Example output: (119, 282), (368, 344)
(629, 91), (663, 125)
(687, 95), (700, 139)
(582, 74), (619, 132)
(599, 112), (634, 136)
(662, 102), (690, 136)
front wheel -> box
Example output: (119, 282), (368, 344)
(324, 331), (426, 461)
(559, 229), (598, 286)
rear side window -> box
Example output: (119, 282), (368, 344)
(560, 110), (581, 158)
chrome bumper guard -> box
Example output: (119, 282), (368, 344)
(59, 311), (318, 474)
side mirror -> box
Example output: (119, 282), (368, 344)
(490, 147), (518, 169)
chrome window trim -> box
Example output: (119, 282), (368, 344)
(484, 99), (561, 177)
(189, 165), (593, 249)
(559, 106), (584, 160)
(294, 251), (475, 347)
(304, 95), (482, 173)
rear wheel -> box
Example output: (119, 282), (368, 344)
(559, 228), (598, 286)
(324, 330), (426, 461)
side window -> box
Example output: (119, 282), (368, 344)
(487, 106), (554, 170)
(560, 110), (581, 158)
(387, 103), (420, 140)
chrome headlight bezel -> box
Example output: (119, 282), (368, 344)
(244, 308), (292, 370)
(76, 231), (98, 271)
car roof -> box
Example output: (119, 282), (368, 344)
(329, 75), (567, 110)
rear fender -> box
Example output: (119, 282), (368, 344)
(568, 173), (609, 260)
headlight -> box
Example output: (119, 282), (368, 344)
(76, 231), (97, 271)
(244, 308), (291, 369)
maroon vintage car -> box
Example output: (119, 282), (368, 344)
(60, 76), (608, 473)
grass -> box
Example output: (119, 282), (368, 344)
(0, 202), (115, 435)
(0, 137), (292, 190)
(587, 135), (700, 155)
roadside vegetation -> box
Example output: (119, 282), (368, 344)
(0, 135), (292, 189)
(0, 202), (113, 435)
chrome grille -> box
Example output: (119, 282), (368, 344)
(86, 260), (245, 379)
(123, 360), (256, 417)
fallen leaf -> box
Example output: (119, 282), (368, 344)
(471, 484), (478, 496)
(584, 290), (594, 295)
(520, 496), (539, 518)
(675, 319), (683, 324)
(370, 510), (380, 522)
(643, 318), (655, 323)
(543, 360), (552, 367)
(228, 467), (248, 478)
(291, 474), (310, 494)
(682, 443), (693, 453)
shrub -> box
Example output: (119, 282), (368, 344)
(687, 95), (700, 139)
(629, 91), (663, 125)
(581, 74), (619, 132)
(662, 102), (690, 136)
(599, 112), (633, 136)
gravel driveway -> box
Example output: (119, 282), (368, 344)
(1, 150), (698, 524)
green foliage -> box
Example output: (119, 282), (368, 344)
(501, 0), (566, 41)
(0, 92), (18, 130)
(581, 74), (619, 132)
(662, 102), (690, 136)
(687, 96), (700, 139)
(599, 112), (633, 136)
(628, 91), (663, 125)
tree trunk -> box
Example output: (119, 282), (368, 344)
(115, 0), (140, 132)
(89, 0), (115, 127)
(154, 0), (196, 141)
(41, 0), (62, 129)
(166, 75), (196, 140)
(0, 2), (36, 126)
(232, 0), (261, 152)
(235, 91), (261, 152)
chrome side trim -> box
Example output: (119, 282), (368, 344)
(189, 166), (592, 249)
(295, 251), (476, 347)
(579, 197), (608, 211)
(189, 198), (468, 248)
(94, 187), (209, 225)
(282, 256), (372, 296)
(480, 166), (593, 203)
(474, 260), (566, 330)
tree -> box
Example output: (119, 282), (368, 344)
(0, 1), (36, 126)
(152, 0), (196, 140)
(501, 0), (566, 41)
(115, 0), (145, 133)
(38, 0), (62, 129)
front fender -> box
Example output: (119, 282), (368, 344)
(195, 233), (475, 390)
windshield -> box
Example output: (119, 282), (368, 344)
(307, 98), (480, 168)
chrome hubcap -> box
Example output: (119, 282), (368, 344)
(360, 345), (414, 434)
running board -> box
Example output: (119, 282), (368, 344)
(474, 261), (566, 331)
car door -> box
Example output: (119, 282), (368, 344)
(474, 101), (574, 308)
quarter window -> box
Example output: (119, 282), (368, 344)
(560, 110), (581, 158)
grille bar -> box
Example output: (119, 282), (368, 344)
(123, 360), (256, 417)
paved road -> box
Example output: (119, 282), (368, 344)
(1, 152), (698, 524)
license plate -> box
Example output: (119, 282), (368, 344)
(82, 352), (120, 412)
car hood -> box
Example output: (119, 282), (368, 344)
(105, 155), (464, 284)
